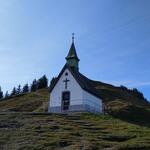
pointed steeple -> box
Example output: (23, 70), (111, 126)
(66, 33), (80, 71)
(66, 42), (79, 61)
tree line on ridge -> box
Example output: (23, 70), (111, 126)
(0, 75), (48, 100)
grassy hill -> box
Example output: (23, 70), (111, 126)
(92, 81), (150, 126)
(0, 88), (49, 112)
(0, 112), (150, 150)
(0, 81), (150, 126)
(0, 83), (150, 149)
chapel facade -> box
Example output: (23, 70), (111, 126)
(48, 36), (103, 113)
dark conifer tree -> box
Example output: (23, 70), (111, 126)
(50, 77), (57, 88)
(5, 91), (9, 99)
(37, 75), (48, 89)
(0, 86), (3, 99)
(22, 84), (28, 93)
(11, 87), (17, 96)
(16, 85), (21, 95)
(132, 88), (144, 99)
(31, 79), (37, 92)
(120, 85), (128, 91)
(22, 84), (29, 93)
(42, 75), (48, 88)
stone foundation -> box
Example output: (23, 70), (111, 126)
(48, 104), (101, 114)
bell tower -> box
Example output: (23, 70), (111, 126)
(65, 33), (80, 71)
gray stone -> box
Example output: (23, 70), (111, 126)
(48, 104), (100, 114)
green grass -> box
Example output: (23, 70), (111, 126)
(0, 87), (150, 149)
(93, 81), (150, 126)
(0, 86), (150, 126)
(0, 88), (49, 112)
(0, 113), (149, 150)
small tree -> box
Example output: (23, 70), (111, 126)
(22, 84), (29, 93)
(11, 87), (17, 96)
(120, 85), (128, 91)
(5, 91), (9, 99)
(132, 88), (144, 99)
(31, 79), (38, 92)
(50, 77), (57, 88)
(133, 88), (138, 93)
(37, 75), (48, 89)
(16, 85), (21, 95)
(0, 86), (3, 99)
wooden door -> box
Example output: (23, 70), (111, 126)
(62, 91), (70, 110)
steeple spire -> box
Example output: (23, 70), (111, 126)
(66, 34), (80, 71)
(72, 33), (75, 43)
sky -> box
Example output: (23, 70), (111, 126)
(0, 0), (150, 100)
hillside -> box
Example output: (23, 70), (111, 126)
(0, 80), (150, 126)
(0, 85), (150, 150)
(0, 88), (49, 112)
(92, 80), (150, 125)
(0, 113), (150, 150)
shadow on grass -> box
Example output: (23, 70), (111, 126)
(110, 105), (150, 128)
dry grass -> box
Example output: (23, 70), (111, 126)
(0, 88), (49, 112)
(0, 87), (150, 149)
(0, 113), (149, 150)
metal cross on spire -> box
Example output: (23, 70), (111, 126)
(72, 33), (75, 43)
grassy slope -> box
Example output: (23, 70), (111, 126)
(0, 88), (49, 112)
(0, 113), (150, 150)
(0, 84), (150, 126)
(92, 81), (150, 126)
(0, 88), (150, 149)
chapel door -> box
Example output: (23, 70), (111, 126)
(62, 91), (70, 111)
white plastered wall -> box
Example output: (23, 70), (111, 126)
(83, 90), (102, 113)
(49, 69), (83, 108)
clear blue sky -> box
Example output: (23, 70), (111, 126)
(0, 0), (150, 100)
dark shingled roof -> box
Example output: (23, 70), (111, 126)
(49, 64), (101, 99)
(65, 42), (79, 61)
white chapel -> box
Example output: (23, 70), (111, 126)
(48, 35), (103, 113)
